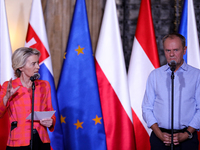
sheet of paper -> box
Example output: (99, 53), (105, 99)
(26, 110), (56, 121)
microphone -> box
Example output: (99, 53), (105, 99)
(30, 73), (40, 81)
(169, 60), (177, 72)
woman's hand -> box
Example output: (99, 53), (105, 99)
(40, 118), (53, 128)
(3, 78), (20, 106)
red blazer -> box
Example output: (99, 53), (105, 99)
(0, 78), (56, 147)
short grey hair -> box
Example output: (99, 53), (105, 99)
(12, 47), (40, 77)
(162, 33), (186, 48)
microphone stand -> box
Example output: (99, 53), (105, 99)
(30, 80), (35, 150)
(29, 73), (40, 150)
(171, 70), (175, 150)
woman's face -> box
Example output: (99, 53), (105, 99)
(20, 55), (40, 78)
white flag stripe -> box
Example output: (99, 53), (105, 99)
(27, 0), (53, 75)
(187, 0), (200, 69)
(0, 0), (14, 84)
(128, 37), (154, 135)
(95, 0), (132, 122)
(25, 37), (37, 47)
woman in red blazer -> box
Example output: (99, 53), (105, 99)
(0, 47), (56, 150)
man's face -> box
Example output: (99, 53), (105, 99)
(163, 36), (186, 69)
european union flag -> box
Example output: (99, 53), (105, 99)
(56, 0), (107, 149)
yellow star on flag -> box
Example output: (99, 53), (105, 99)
(92, 115), (102, 125)
(60, 115), (66, 124)
(75, 45), (84, 55)
(64, 52), (66, 59)
(74, 120), (84, 129)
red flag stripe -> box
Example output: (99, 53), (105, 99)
(132, 108), (150, 149)
(95, 60), (135, 150)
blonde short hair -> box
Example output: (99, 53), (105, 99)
(12, 47), (40, 77)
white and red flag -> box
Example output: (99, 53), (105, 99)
(128, 0), (160, 149)
(95, 0), (135, 149)
(0, 0), (15, 149)
(25, 0), (63, 149)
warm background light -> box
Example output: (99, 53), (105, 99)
(5, 0), (32, 52)
(4, 0), (105, 87)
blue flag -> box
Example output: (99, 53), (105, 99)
(56, 0), (107, 149)
(178, 0), (200, 68)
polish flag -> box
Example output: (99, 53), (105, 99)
(127, 0), (160, 149)
(25, 0), (63, 149)
(95, 0), (135, 149)
(0, 0), (15, 149)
